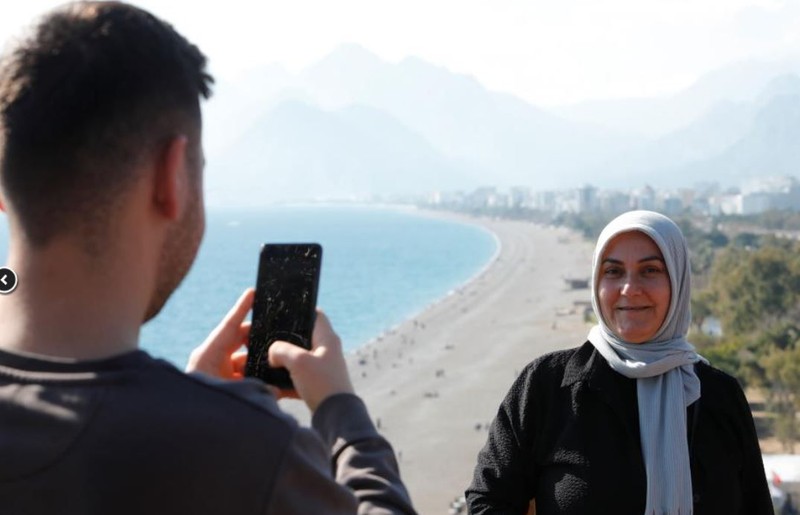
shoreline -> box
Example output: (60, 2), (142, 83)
(280, 213), (596, 513)
(357, 208), (503, 353)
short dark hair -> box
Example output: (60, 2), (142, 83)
(0, 1), (213, 247)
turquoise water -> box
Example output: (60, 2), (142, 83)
(141, 206), (497, 364)
(0, 206), (497, 365)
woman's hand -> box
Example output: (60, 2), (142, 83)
(186, 288), (254, 379)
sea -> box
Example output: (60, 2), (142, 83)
(0, 206), (498, 366)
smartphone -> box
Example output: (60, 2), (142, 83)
(245, 243), (322, 389)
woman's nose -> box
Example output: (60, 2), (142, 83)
(620, 274), (642, 295)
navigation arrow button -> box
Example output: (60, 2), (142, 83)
(0, 267), (18, 294)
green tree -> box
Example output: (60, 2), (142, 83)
(677, 218), (726, 279)
(690, 289), (716, 333)
(687, 227), (800, 446)
(732, 232), (760, 248)
(709, 242), (800, 334)
(761, 344), (800, 452)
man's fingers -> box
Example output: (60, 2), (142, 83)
(238, 321), (252, 343)
(268, 340), (308, 370)
(208, 289), (253, 353)
(231, 350), (248, 377)
(187, 289), (255, 375)
(223, 288), (255, 330)
(313, 309), (333, 335)
(311, 309), (342, 352)
(265, 320), (354, 412)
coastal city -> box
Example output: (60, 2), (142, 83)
(421, 174), (800, 218)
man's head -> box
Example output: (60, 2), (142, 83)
(0, 1), (214, 320)
(0, 1), (213, 247)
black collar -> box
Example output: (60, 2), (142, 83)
(562, 341), (620, 390)
(562, 341), (640, 441)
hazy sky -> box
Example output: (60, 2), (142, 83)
(2, 0), (798, 106)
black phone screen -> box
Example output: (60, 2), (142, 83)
(245, 243), (322, 388)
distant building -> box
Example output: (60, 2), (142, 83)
(631, 185), (656, 211)
(576, 185), (597, 213)
(509, 186), (532, 208)
(743, 176), (800, 213)
(421, 175), (800, 218)
(692, 195), (711, 215)
(705, 176), (800, 215)
(676, 188), (696, 211)
(742, 176), (797, 196)
(555, 189), (580, 214)
(492, 192), (512, 208)
(532, 190), (557, 212)
(710, 193), (741, 215)
(428, 190), (465, 206)
(466, 187), (497, 209)
(657, 193), (684, 216)
(741, 192), (773, 215)
(597, 190), (631, 214)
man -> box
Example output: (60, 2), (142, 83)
(0, 2), (415, 513)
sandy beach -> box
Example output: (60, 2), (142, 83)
(281, 213), (595, 514)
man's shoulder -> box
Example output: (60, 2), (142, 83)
(138, 356), (299, 433)
(0, 349), (311, 508)
(102, 356), (308, 495)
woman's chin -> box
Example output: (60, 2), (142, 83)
(612, 327), (658, 344)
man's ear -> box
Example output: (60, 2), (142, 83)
(153, 135), (188, 221)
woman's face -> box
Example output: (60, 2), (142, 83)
(597, 231), (671, 344)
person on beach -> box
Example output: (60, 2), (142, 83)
(0, 2), (414, 514)
(466, 210), (773, 514)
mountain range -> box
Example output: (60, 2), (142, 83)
(203, 45), (800, 205)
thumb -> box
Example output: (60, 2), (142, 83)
(268, 340), (308, 370)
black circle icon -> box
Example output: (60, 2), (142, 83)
(0, 267), (18, 294)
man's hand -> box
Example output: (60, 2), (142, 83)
(186, 290), (354, 412)
(186, 288), (253, 378)
(269, 311), (355, 412)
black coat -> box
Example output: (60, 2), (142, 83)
(466, 342), (774, 515)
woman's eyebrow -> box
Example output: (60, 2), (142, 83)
(601, 256), (664, 265)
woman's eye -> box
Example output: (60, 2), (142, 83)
(603, 268), (622, 277)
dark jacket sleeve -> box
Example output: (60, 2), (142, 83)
(466, 363), (539, 514)
(312, 393), (417, 515)
(730, 380), (775, 514)
(265, 425), (361, 514)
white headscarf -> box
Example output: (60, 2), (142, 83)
(587, 210), (706, 515)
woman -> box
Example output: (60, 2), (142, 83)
(466, 210), (773, 514)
